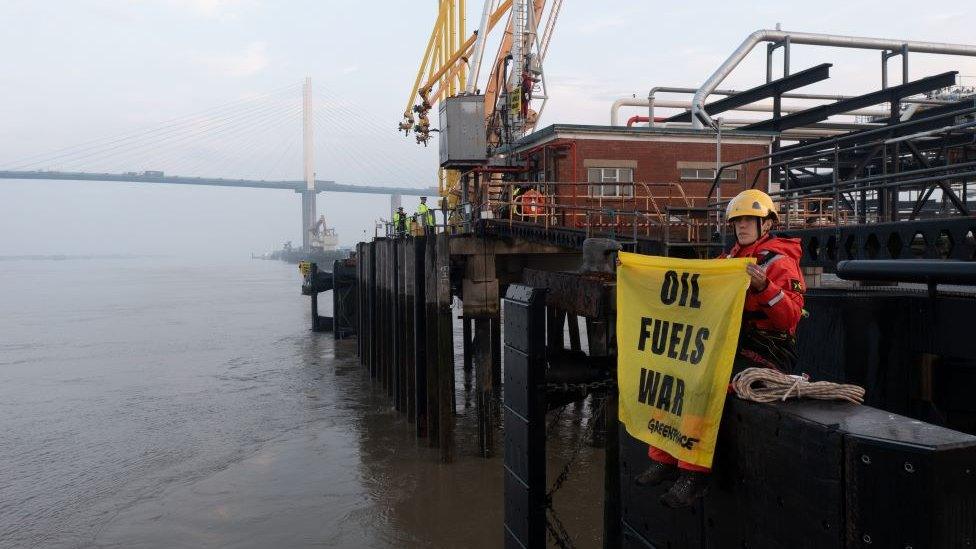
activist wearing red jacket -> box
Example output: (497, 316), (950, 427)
(725, 233), (804, 335)
(722, 189), (805, 373)
(637, 189), (806, 509)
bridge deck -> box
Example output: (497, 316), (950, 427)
(0, 170), (436, 196)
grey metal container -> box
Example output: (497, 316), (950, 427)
(438, 95), (487, 168)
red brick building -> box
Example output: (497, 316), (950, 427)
(506, 124), (774, 237)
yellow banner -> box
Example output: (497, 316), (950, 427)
(617, 252), (752, 468)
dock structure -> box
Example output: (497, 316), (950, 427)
(319, 46), (976, 547)
(345, 212), (976, 547)
(355, 231), (578, 461)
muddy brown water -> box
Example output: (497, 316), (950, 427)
(0, 256), (604, 548)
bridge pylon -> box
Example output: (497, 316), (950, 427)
(302, 76), (316, 253)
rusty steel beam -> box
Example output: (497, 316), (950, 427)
(522, 268), (614, 318)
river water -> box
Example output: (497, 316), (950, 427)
(0, 256), (603, 548)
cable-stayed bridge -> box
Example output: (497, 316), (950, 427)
(0, 78), (437, 251)
(0, 170), (433, 195)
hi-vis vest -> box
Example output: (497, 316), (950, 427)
(416, 203), (435, 226)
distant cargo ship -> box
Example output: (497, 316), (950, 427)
(253, 215), (350, 265)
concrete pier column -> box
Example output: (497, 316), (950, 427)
(300, 190), (317, 253)
(462, 246), (501, 458)
(301, 77), (316, 254)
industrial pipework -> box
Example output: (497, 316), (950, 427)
(691, 29), (976, 129)
(609, 96), (890, 126)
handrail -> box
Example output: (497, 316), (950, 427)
(475, 180), (712, 241)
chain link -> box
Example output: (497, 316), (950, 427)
(548, 397), (607, 499)
(546, 507), (576, 549)
(543, 396), (610, 549)
(544, 377), (617, 395)
(546, 402), (569, 432)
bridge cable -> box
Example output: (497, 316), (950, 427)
(3, 82), (302, 170)
(55, 98), (300, 173)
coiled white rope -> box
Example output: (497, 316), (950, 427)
(732, 367), (866, 404)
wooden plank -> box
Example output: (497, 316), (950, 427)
(385, 240), (394, 396)
(413, 237), (428, 437)
(475, 317), (492, 458)
(425, 237), (440, 446)
(403, 239), (416, 422)
(368, 242), (377, 378)
(436, 234), (455, 462)
(394, 239), (403, 411)
(377, 241), (387, 389)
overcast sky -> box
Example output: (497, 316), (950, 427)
(2, 0), (976, 257)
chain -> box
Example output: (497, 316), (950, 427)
(546, 402), (569, 432)
(546, 507), (576, 549)
(544, 377), (616, 395)
(543, 396), (609, 549)
(548, 397), (607, 499)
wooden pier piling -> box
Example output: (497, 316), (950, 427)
(435, 233), (456, 462)
(355, 233), (579, 462)
(474, 317), (492, 457)
(424, 236), (440, 448)
(412, 237), (427, 437)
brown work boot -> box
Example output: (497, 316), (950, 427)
(659, 471), (709, 508)
(633, 461), (679, 487)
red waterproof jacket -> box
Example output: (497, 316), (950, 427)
(725, 234), (805, 335)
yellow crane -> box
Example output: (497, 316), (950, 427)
(399, 0), (562, 203)
(400, 0), (562, 147)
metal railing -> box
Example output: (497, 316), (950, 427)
(467, 181), (713, 242)
(378, 210), (451, 239)
(702, 103), (976, 223)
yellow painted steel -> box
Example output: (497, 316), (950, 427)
(458, 0), (466, 89)
(401, 5), (448, 125)
(400, 0), (514, 141)
(401, 0), (557, 206)
(425, 1), (512, 107)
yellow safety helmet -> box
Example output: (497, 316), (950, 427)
(726, 189), (778, 221)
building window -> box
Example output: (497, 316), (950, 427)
(679, 167), (738, 181)
(587, 167), (634, 197)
